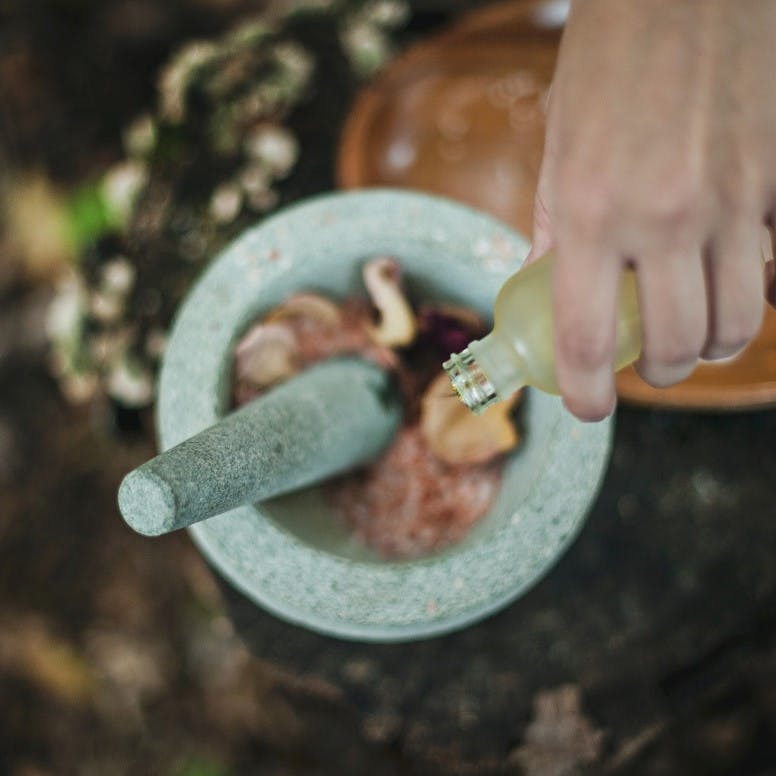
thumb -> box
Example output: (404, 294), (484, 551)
(524, 82), (557, 265)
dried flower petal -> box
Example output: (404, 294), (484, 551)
(362, 256), (417, 346)
(417, 304), (485, 354)
(234, 322), (300, 389)
(266, 292), (342, 329)
(420, 372), (521, 465)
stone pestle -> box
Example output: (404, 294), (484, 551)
(118, 357), (402, 536)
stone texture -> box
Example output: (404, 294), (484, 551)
(118, 358), (402, 536)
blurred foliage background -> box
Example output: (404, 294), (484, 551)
(0, 1), (426, 773)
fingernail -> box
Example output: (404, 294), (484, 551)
(700, 345), (746, 363)
(560, 371), (616, 421)
(635, 360), (697, 388)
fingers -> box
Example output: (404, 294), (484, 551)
(553, 234), (621, 421)
(553, 221), (767, 418)
(634, 249), (708, 386)
(702, 221), (766, 360)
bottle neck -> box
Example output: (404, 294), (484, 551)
(443, 332), (526, 414)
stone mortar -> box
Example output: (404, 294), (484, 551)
(156, 189), (613, 642)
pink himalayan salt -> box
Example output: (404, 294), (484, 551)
(327, 426), (502, 559)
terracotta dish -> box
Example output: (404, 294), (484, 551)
(338, 0), (776, 410)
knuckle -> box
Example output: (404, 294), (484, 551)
(554, 168), (614, 228)
(640, 178), (702, 230)
(655, 202), (697, 232)
(557, 326), (612, 371)
(717, 160), (763, 214)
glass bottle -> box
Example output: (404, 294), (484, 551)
(443, 252), (642, 414)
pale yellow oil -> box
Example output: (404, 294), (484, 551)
(468, 252), (642, 399)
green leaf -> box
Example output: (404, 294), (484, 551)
(66, 184), (119, 250)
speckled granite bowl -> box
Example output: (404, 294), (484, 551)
(157, 189), (612, 642)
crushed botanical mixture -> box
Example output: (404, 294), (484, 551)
(233, 257), (523, 559)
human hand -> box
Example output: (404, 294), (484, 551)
(528, 0), (776, 420)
